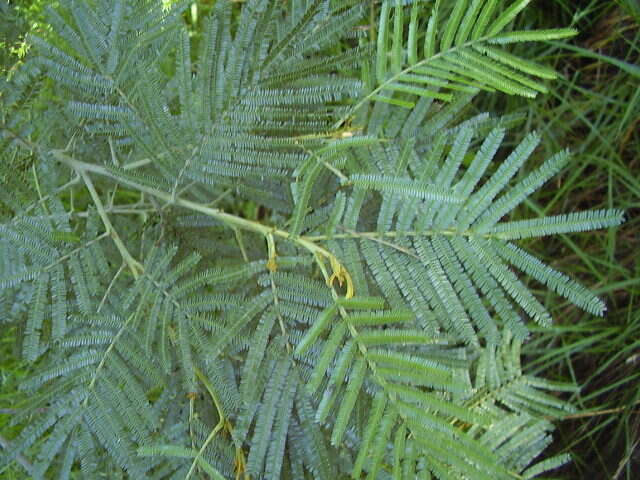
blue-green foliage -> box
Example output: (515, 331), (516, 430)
(0, 0), (624, 479)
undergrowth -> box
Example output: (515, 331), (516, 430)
(476, 1), (639, 478)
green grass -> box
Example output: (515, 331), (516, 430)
(473, 1), (639, 477)
(0, 328), (31, 479)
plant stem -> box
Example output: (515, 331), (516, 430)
(52, 150), (338, 264)
(83, 312), (136, 407)
(77, 169), (143, 279)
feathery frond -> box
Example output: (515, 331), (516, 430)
(0, 1), (623, 479)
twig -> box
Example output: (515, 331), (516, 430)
(560, 401), (640, 420)
(78, 169), (143, 279)
(52, 150), (350, 286)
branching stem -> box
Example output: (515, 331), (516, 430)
(185, 368), (229, 480)
(77, 169), (143, 279)
(52, 150), (350, 288)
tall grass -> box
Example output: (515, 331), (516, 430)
(475, 1), (639, 477)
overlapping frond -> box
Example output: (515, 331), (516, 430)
(134, 258), (342, 480)
(289, 294), (578, 479)
(368, 0), (576, 110)
(0, 1), (625, 479)
(27, 0), (369, 213)
(311, 125), (622, 346)
(1, 241), (300, 478)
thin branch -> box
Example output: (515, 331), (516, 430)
(43, 231), (110, 271)
(83, 312), (136, 407)
(77, 169), (143, 279)
(52, 150), (344, 272)
(184, 368), (230, 480)
(559, 400), (640, 420)
(304, 228), (490, 242)
(97, 262), (126, 313)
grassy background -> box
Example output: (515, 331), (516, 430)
(476, 1), (639, 478)
(1, 0), (639, 478)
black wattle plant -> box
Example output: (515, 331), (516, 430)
(0, 1), (624, 479)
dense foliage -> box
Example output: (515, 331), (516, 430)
(0, 1), (628, 479)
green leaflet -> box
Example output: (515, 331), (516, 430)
(294, 304), (337, 356)
(366, 0), (576, 111)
